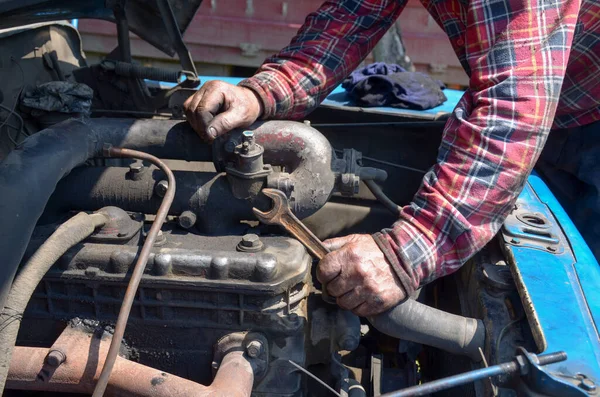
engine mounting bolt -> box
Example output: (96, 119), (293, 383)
(178, 211), (197, 229)
(246, 340), (263, 358)
(46, 349), (66, 367)
(155, 180), (169, 197)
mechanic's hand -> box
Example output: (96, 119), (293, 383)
(318, 234), (406, 317)
(183, 80), (263, 141)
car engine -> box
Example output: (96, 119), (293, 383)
(0, 15), (545, 397)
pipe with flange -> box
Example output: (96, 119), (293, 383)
(6, 326), (255, 397)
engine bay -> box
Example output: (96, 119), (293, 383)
(0, 16), (572, 397)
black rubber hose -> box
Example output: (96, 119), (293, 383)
(0, 212), (107, 392)
(0, 118), (209, 312)
(364, 179), (401, 217)
(369, 299), (485, 362)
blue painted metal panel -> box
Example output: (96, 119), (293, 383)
(508, 173), (600, 383)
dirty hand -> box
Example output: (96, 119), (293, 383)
(318, 234), (406, 317)
(183, 80), (263, 141)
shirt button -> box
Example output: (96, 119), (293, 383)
(456, 38), (464, 46)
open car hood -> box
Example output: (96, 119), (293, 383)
(0, 0), (202, 57)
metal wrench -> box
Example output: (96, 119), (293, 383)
(253, 188), (335, 303)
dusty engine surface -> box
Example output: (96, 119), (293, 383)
(21, 217), (311, 396)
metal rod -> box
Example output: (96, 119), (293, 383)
(91, 147), (176, 397)
(380, 351), (567, 397)
(156, 0), (199, 81)
(312, 121), (446, 128)
(113, 2), (131, 62)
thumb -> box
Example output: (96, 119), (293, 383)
(207, 111), (241, 138)
(323, 234), (361, 251)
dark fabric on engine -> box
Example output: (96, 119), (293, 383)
(342, 62), (447, 110)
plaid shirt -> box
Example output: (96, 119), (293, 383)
(239, 0), (599, 296)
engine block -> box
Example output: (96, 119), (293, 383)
(21, 220), (311, 396)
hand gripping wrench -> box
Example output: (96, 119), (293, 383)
(253, 188), (335, 303)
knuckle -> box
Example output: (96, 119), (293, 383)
(219, 116), (235, 130)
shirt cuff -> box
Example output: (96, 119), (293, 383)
(238, 75), (275, 120)
(372, 219), (438, 297)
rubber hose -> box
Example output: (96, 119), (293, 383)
(0, 118), (211, 313)
(0, 212), (107, 392)
(369, 298), (485, 362)
(364, 179), (401, 217)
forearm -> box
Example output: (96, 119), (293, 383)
(239, 0), (406, 120)
(374, 0), (581, 295)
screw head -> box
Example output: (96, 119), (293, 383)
(155, 180), (169, 197)
(46, 349), (66, 367)
(178, 211), (197, 229)
(129, 161), (144, 173)
(547, 246), (557, 252)
(511, 238), (521, 244)
(246, 340), (263, 358)
(237, 234), (264, 252)
(241, 234), (260, 248)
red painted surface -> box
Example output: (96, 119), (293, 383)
(77, 0), (467, 85)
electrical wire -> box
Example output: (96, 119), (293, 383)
(0, 57), (26, 146)
(288, 360), (342, 397)
(0, 104), (26, 145)
(91, 147), (176, 397)
(495, 316), (525, 360)
(333, 148), (427, 174)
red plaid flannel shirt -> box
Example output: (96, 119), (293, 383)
(239, 0), (599, 295)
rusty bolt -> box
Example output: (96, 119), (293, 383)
(246, 340), (263, 358)
(46, 349), (66, 367)
(155, 180), (169, 197)
(178, 211), (197, 229)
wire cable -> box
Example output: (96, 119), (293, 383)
(333, 148), (427, 174)
(91, 147), (176, 397)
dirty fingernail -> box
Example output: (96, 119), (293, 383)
(208, 126), (217, 138)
